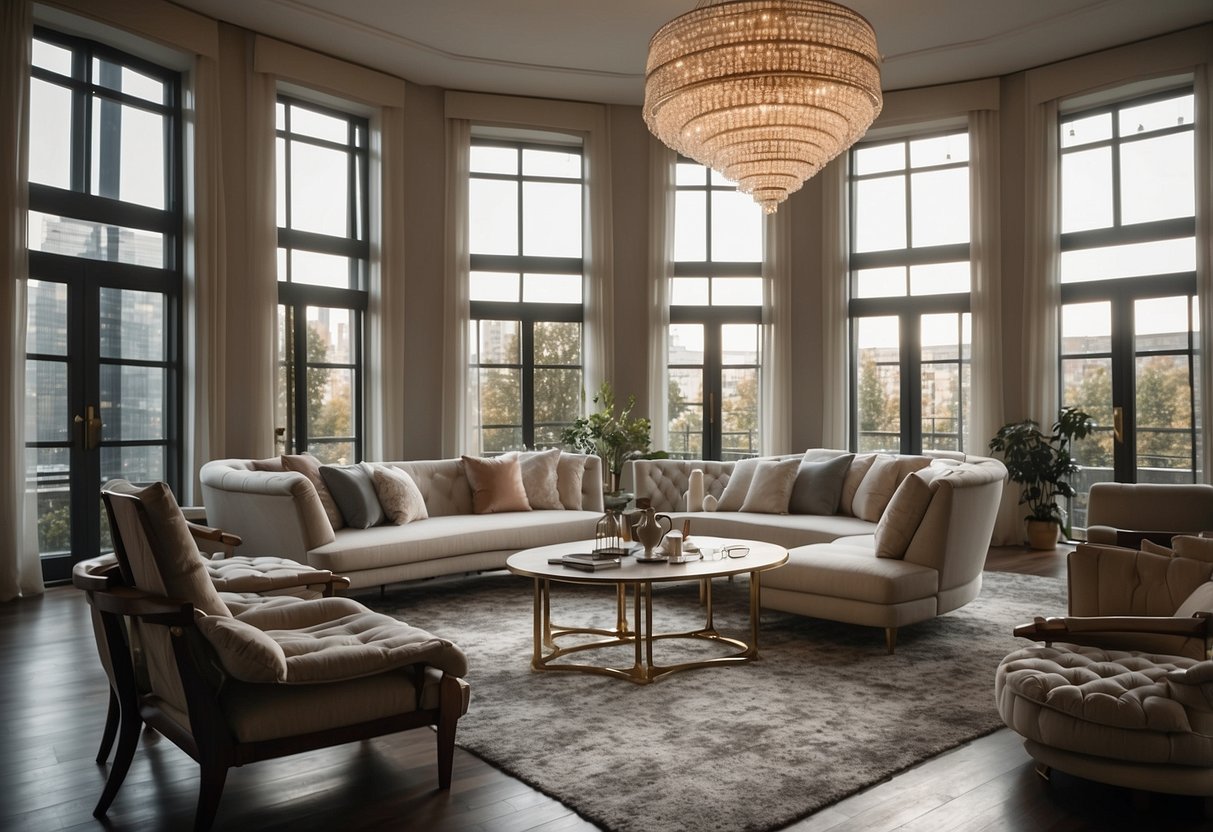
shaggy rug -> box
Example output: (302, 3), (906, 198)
(366, 570), (1066, 832)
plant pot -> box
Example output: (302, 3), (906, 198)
(1025, 519), (1060, 550)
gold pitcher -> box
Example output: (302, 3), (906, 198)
(633, 502), (673, 558)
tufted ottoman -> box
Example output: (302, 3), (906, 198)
(996, 644), (1213, 794)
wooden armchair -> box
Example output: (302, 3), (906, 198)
(84, 481), (470, 831)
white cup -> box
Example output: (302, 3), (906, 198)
(665, 530), (683, 560)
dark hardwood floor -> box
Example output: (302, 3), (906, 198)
(3, 545), (1210, 831)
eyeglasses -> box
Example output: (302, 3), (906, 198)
(723, 545), (750, 559)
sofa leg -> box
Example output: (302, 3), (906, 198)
(1034, 762), (1051, 781)
(884, 627), (897, 654)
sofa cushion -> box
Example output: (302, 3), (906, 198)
(371, 465), (429, 525)
(462, 454), (532, 514)
(282, 453), (345, 531)
(839, 454), (876, 516)
(320, 463), (385, 529)
(789, 453), (853, 515)
(763, 544), (940, 605)
(716, 457), (763, 512)
(739, 458), (800, 514)
(874, 473), (932, 559)
(519, 448), (564, 510)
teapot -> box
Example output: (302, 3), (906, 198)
(633, 501), (673, 558)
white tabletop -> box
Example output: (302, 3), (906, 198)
(506, 536), (788, 584)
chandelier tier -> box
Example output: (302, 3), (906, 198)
(644, 0), (882, 213)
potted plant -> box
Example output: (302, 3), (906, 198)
(561, 382), (665, 499)
(988, 406), (1095, 549)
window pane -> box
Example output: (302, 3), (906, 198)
(92, 57), (165, 104)
(1136, 354), (1193, 474)
(29, 211), (164, 268)
(910, 168), (969, 246)
(522, 148), (581, 179)
(99, 288), (164, 361)
(853, 142), (904, 175)
(100, 365), (165, 441)
(712, 277), (762, 306)
(1118, 94), (1194, 137)
(308, 441), (353, 465)
(32, 40), (72, 75)
(478, 368), (521, 424)
(674, 190), (706, 261)
(308, 306), (354, 364)
(670, 277), (709, 305)
(534, 368), (582, 424)
(1061, 146), (1113, 232)
(1136, 296), (1191, 353)
(855, 316), (899, 452)
(28, 79), (72, 189)
(534, 321), (581, 365)
(721, 367), (758, 459)
(909, 262), (969, 296)
(101, 445), (165, 484)
(26, 279), (67, 356)
(523, 182), (581, 257)
(522, 273), (581, 304)
(721, 324), (758, 365)
(26, 359), (69, 442)
(710, 190), (762, 261)
(1062, 301), (1112, 355)
(470, 145), (516, 175)
(1120, 132), (1194, 225)
(667, 367), (703, 459)
(920, 313), (966, 452)
(910, 133), (968, 167)
(1061, 238), (1195, 283)
(29, 446), (71, 556)
(289, 143), (349, 236)
(478, 320), (520, 365)
(470, 271), (520, 302)
(288, 106), (348, 143)
(1061, 111), (1112, 148)
(276, 137), (287, 227)
(676, 162), (706, 185)
(90, 99), (166, 208)
(469, 178), (518, 255)
(855, 266), (906, 299)
(307, 367), (353, 440)
(290, 249), (353, 289)
(854, 176), (905, 252)
(669, 323), (704, 365)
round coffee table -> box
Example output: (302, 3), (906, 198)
(505, 537), (788, 684)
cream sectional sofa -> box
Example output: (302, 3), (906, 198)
(200, 454), (605, 590)
(631, 450), (1007, 650)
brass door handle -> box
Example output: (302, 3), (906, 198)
(1113, 406), (1124, 444)
(74, 405), (103, 450)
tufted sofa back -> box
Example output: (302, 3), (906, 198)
(632, 454), (803, 512)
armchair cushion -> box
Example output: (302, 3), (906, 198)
(204, 556), (335, 594)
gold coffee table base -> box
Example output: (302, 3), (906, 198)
(530, 572), (764, 684)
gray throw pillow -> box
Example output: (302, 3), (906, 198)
(319, 462), (385, 529)
(788, 453), (854, 515)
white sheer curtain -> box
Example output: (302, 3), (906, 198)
(646, 141), (675, 451)
(1, 0), (42, 601)
(441, 119), (473, 457)
(1024, 101), (1061, 428)
(761, 206), (792, 454)
(1196, 66), (1213, 481)
(583, 114), (614, 402)
(819, 159), (850, 449)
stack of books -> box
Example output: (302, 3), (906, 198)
(548, 552), (622, 572)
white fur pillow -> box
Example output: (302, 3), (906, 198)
(371, 465), (429, 525)
(874, 474), (933, 558)
(519, 448), (564, 510)
(739, 458), (801, 514)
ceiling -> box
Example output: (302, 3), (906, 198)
(172, 0), (1213, 105)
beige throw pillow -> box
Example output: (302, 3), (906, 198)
(1140, 539), (1175, 557)
(839, 454), (876, 516)
(739, 458), (801, 514)
(519, 448), (564, 510)
(716, 457), (764, 512)
(1173, 536), (1213, 564)
(874, 474), (933, 558)
(851, 456), (901, 522)
(282, 453), (345, 531)
(462, 454), (532, 514)
(556, 454), (586, 510)
(371, 465), (429, 525)
(137, 482), (233, 617)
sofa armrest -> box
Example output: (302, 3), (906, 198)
(200, 462), (336, 559)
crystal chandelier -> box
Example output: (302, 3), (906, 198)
(644, 0), (882, 213)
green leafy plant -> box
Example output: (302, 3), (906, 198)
(988, 407), (1095, 525)
(561, 382), (665, 491)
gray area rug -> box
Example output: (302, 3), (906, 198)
(366, 569), (1066, 832)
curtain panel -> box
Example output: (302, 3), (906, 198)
(441, 119), (473, 457)
(646, 141), (675, 452)
(819, 159), (850, 450)
(762, 207), (793, 455)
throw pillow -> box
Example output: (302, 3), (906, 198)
(461, 454), (532, 514)
(788, 452), (854, 515)
(1140, 538), (1175, 557)
(874, 473), (933, 558)
(851, 455), (901, 522)
(134, 481), (232, 617)
(282, 453), (345, 531)
(739, 458), (801, 514)
(838, 454), (876, 516)
(518, 448), (564, 510)
(715, 457), (764, 512)
(196, 614), (287, 683)
(371, 465), (429, 525)
(556, 453), (586, 510)
(319, 463), (385, 529)
(1176, 581), (1213, 618)
(1173, 536), (1213, 564)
